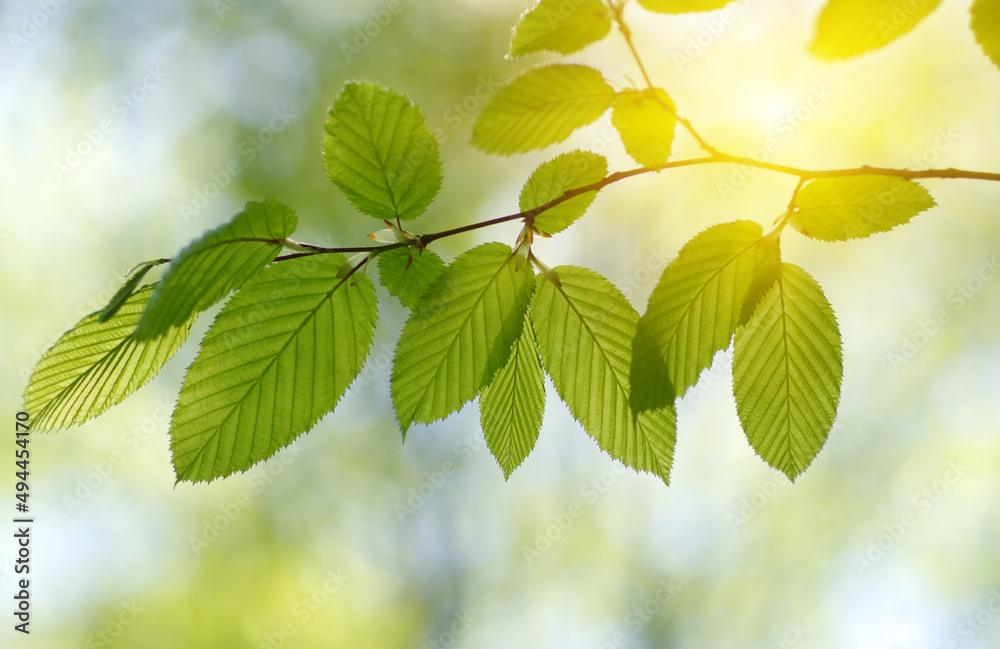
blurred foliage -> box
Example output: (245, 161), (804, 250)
(2, 0), (1000, 647)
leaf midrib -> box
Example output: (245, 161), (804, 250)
(402, 251), (521, 428)
(357, 92), (404, 219)
(776, 270), (793, 465)
(489, 332), (536, 468)
(178, 271), (356, 478)
(656, 234), (760, 370)
(549, 275), (666, 476)
(28, 290), (151, 423)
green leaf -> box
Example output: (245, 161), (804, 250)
(733, 263), (842, 480)
(638, 0), (737, 14)
(788, 176), (936, 241)
(520, 150), (608, 235)
(509, 0), (612, 58)
(472, 64), (615, 155)
(392, 243), (535, 434)
(99, 260), (163, 322)
(972, 0), (1000, 70)
(24, 285), (194, 431)
(377, 247), (445, 309)
(612, 88), (677, 168)
(632, 221), (780, 412)
(136, 198), (296, 340)
(480, 318), (545, 479)
(531, 266), (676, 484)
(169, 255), (378, 483)
(809, 0), (942, 61)
(323, 81), (442, 221)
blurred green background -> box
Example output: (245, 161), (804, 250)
(2, 0), (1000, 647)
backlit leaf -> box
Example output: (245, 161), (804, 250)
(480, 318), (545, 479)
(638, 0), (737, 14)
(809, 0), (942, 61)
(733, 263), (842, 480)
(788, 176), (935, 241)
(25, 285), (194, 431)
(520, 150), (608, 235)
(472, 64), (615, 155)
(324, 82), (442, 221)
(632, 221), (780, 412)
(170, 254), (378, 483)
(99, 261), (162, 322)
(971, 0), (1000, 70)
(532, 266), (676, 484)
(392, 243), (535, 434)
(377, 246), (446, 309)
(509, 0), (612, 58)
(136, 198), (296, 339)
(612, 87), (677, 168)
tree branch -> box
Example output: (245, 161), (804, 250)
(258, 1), (1000, 267)
(609, 1), (718, 155)
(269, 152), (1000, 264)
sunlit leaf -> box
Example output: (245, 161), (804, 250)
(170, 255), (378, 483)
(323, 81), (442, 221)
(136, 198), (296, 339)
(972, 0), (1000, 70)
(99, 261), (161, 322)
(788, 176), (935, 241)
(472, 64), (615, 155)
(480, 318), (545, 479)
(532, 266), (676, 484)
(509, 0), (612, 58)
(638, 0), (737, 14)
(392, 243), (535, 434)
(520, 150), (608, 235)
(733, 263), (842, 480)
(612, 87), (677, 168)
(25, 285), (194, 431)
(632, 221), (780, 412)
(377, 246), (445, 309)
(809, 0), (942, 61)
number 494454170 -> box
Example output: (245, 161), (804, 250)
(15, 411), (29, 514)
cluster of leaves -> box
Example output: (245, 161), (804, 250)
(25, 0), (996, 485)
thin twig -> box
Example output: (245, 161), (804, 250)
(268, 153), (1000, 263)
(608, 0), (718, 154)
